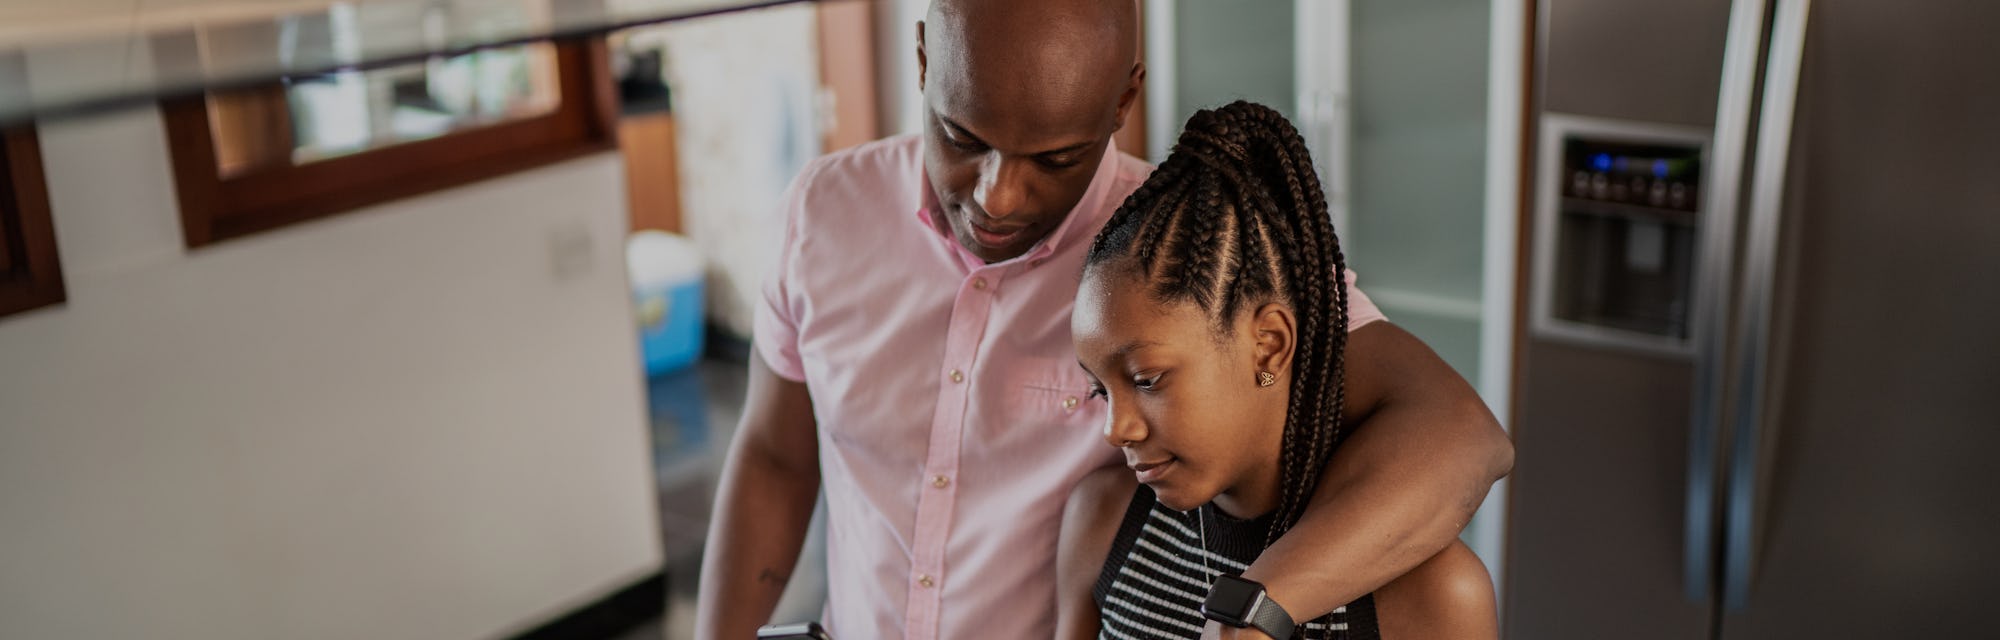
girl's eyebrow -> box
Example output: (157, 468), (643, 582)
(1077, 340), (1160, 376)
(1112, 340), (1161, 357)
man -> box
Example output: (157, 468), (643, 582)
(696, 1), (1513, 638)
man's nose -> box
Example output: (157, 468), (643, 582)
(973, 156), (1029, 221)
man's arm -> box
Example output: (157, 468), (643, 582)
(1217, 322), (1514, 638)
(1055, 465), (1138, 640)
(694, 355), (822, 639)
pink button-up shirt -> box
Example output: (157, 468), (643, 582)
(754, 134), (1385, 640)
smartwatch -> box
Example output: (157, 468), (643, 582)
(1201, 574), (1297, 640)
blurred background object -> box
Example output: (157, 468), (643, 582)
(1, 1), (1996, 639)
(1139, 0), (1517, 584)
(1504, 1), (2000, 639)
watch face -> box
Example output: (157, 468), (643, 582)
(1203, 575), (1264, 623)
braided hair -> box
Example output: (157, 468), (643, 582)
(1086, 101), (1353, 617)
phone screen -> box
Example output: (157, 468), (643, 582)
(756, 621), (832, 640)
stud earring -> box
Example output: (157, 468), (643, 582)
(1258, 371), (1277, 387)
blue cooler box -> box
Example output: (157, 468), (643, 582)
(628, 231), (706, 375)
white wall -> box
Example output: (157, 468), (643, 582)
(0, 108), (662, 639)
(1475, 0), (1527, 603)
(876, 0), (928, 137)
(645, 3), (821, 340)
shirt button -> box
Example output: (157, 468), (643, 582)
(972, 277), (988, 290)
(932, 475), (950, 488)
(1062, 396), (1079, 411)
(918, 574), (935, 588)
(949, 369), (964, 383)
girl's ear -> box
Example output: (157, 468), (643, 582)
(1250, 302), (1296, 384)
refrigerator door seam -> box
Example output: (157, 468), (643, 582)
(1685, 0), (1771, 606)
(1720, 0), (1813, 613)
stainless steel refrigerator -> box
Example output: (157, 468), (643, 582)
(1506, 0), (2000, 638)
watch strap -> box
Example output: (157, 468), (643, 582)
(1247, 592), (1296, 640)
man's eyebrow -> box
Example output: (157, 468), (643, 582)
(940, 115), (1094, 158)
(939, 116), (988, 144)
(1037, 140), (1095, 159)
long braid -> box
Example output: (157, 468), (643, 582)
(1084, 101), (1352, 639)
(1248, 104), (1348, 548)
(1205, 132), (1329, 547)
(1171, 170), (1230, 308)
(1131, 160), (1190, 273)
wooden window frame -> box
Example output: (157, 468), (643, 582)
(161, 38), (619, 248)
(0, 127), (65, 318)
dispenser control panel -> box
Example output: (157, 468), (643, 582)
(1533, 115), (1709, 355)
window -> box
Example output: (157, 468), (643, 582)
(162, 38), (616, 247)
(0, 127), (64, 318)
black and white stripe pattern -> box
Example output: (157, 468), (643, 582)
(1093, 487), (1376, 640)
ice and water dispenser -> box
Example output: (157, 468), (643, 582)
(1532, 116), (1709, 355)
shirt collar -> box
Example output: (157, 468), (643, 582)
(913, 137), (1124, 269)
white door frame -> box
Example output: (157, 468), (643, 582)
(1112, 0), (1527, 603)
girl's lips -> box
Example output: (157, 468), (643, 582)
(1131, 457), (1177, 484)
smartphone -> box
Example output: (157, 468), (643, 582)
(756, 621), (833, 640)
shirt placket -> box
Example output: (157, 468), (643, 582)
(902, 265), (1002, 640)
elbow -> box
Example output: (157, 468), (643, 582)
(1484, 420), (1515, 485)
(1452, 393), (1513, 487)
(1444, 404), (1511, 526)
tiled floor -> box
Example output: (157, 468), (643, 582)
(633, 356), (827, 640)
(612, 617), (665, 640)
(647, 358), (744, 563)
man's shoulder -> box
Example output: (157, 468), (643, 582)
(776, 134), (924, 239)
(1113, 148), (1155, 177)
(774, 136), (926, 272)
(1107, 149), (1156, 199)
(792, 134), (924, 199)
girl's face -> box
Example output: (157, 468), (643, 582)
(1072, 267), (1296, 517)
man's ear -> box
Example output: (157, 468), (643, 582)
(916, 20), (929, 94)
(1113, 62), (1145, 132)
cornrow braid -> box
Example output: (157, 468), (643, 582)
(1083, 101), (1353, 639)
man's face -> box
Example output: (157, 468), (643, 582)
(916, 10), (1137, 263)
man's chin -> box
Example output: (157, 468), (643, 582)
(955, 232), (1033, 263)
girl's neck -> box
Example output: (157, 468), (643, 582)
(1211, 464), (1282, 520)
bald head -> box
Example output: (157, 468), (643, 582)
(922, 0), (1138, 120)
(927, 0), (1139, 57)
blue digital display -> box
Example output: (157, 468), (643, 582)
(1580, 152), (1694, 179)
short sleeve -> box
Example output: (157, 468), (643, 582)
(752, 164), (818, 382)
(1342, 267), (1388, 331)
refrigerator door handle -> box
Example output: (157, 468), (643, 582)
(1686, 0), (1769, 605)
(1722, 0), (1812, 612)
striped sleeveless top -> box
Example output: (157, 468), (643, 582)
(1092, 485), (1379, 640)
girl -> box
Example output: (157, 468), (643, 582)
(1056, 102), (1497, 640)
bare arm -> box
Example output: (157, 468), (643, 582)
(694, 355), (823, 639)
(1217, 322), (1514, 638)
(1373, 540), (1500, 640)
(1055, 466), (1138, 640)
